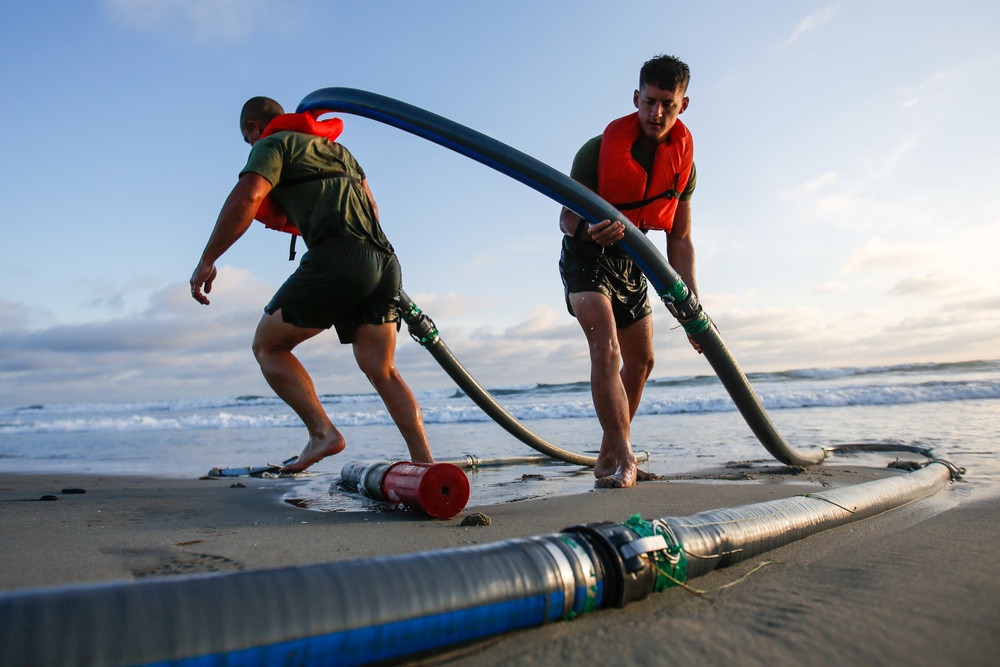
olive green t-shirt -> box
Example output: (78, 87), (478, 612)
(570, 135), (697, 200)
(241, 132), (392, 253)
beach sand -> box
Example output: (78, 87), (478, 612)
(1, 465), (997, 666)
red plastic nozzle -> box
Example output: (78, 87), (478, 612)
(382, 461), (470, 519)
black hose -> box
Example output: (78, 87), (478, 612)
(298, 87), (825, 467)
(399, 290), (651, 467)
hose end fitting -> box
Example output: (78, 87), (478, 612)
(563, 521), (662, 607)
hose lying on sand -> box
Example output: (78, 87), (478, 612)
(0, 460), (960, 667)
(296, 87), (825, 468)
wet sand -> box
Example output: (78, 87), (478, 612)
(1, 465), (997, 666)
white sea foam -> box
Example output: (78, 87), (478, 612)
(1, 360), (998, 435)
(2, 361), (997, 507)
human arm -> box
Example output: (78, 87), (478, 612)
(665, 199), (702, 351)
(666, 200), (697, 296)
(559, 207), (625, 247)
(559, 136), (625, 245)
(361, 178), (379, 221)
(190, 173), (273, 305)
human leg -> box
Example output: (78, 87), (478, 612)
(252, 311), (346, 473)
(616, 315), (662, 481)
(568, 291), (637, 488)
(352, 322), (433, 463)
(616, 315), (655, 420)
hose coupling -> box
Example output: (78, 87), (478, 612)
(402, 307), (440, 346)
(563, 521), (661, 607)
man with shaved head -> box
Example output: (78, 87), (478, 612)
(191, 97), (434, 473)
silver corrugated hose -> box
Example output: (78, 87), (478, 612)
(661, 460), (957, 578)
(0, 461), (960, 667)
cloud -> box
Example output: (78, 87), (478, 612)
(403, 291), (483, 320)
(3, 262), (998, 407)
(103, 0), (287, 40)
(780, 3), (841, 48)
(842, 237), (944, 273)
(0, 299), (52, 329)
(784, 171), (842, 198)
(813, 281), (849, 295)
(888, 271), (974, 298)
(0, 266), (275, 404)
(896, 63), (968, 113)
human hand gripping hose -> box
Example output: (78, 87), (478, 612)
(296, 87), (825, 468)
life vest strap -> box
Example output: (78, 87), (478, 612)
(610, 174), (681, 212)
(271, 170), (361, 261)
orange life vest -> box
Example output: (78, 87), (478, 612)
(597, 113), (693, 232)
(252, 111), (344, 236)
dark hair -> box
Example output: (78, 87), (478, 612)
(240, 96), (285, 130)
(639, 54), (690, 93)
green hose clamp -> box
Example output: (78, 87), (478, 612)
(622, 514), (687, 592)
(681, 313), (712, 336)
(655, 277), (689, 305)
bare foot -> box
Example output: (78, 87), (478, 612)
(280, 433), (346, 473)
(636, 469), (661, 482)
(595, 463), (638, 489)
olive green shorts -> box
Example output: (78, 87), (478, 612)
(265, 237), (402, 344)
(559, 235), (652, 328)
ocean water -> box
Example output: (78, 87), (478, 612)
(1, 360), (997, 511)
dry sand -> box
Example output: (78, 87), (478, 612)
(1, 465), (997, 666)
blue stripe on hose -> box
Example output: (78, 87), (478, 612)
(143, 593), (567, 667)
(572, 581), (604, 615)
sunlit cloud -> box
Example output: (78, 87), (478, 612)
(499, 304), (574, 340)
(842, 237), (944, 273)
(862, 137), (919, 181)
(783, 171), (842, 198)
(778, 171), (862, 227)
(404, 291), (483, 320)
(897, 64), (968, 112)
(780, 3), (841, 48)
(888, 271), (978, 298)
(813, 281), (849, 295)
(3, 264), (998, 406)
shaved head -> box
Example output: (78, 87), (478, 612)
(240, 96), (284, 132)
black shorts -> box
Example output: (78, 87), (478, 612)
(265, 237), (402, 344)
(559, 235), (652, 328)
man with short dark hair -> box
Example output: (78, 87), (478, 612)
(558, 55), (699, 488)
(190, 97), (433, 473)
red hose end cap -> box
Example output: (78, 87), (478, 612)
(383, 462), (470, 519)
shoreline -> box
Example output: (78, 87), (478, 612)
(1, 465), (998, 665)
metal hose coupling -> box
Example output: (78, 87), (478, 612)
(563, 521), (665, 608)
(655, 278), (711, 336)
(400, 300), (440, 346)
(340, 461), (391, 499)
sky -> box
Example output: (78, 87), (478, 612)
(1, 0), (999, 406)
